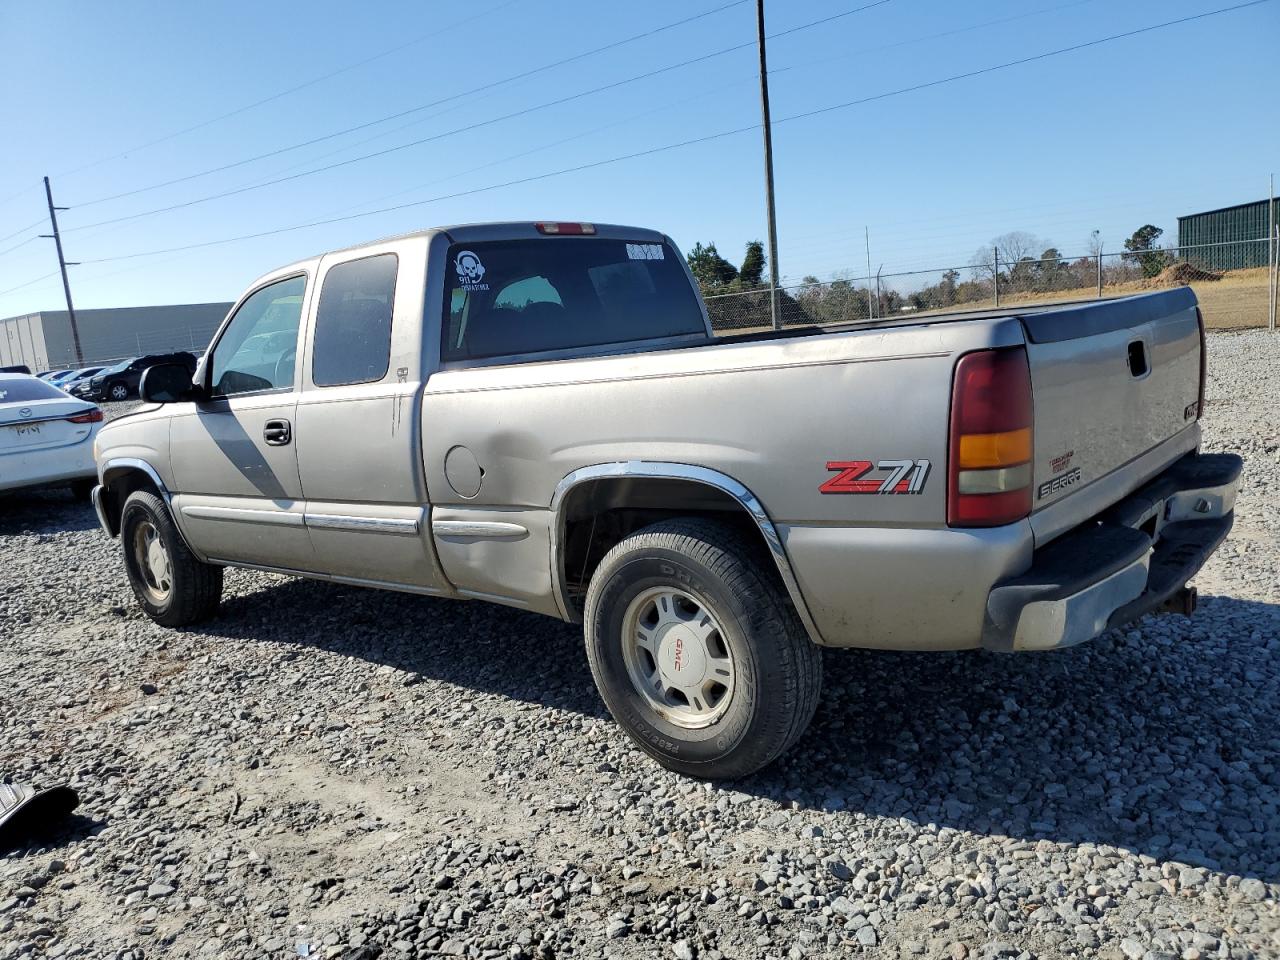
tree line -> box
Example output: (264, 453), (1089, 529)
(686, 224), (1177, 328)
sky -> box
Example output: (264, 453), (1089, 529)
(0, 0), (1276, 315)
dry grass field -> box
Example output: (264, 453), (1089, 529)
(710, 267), (1277, 335)
(714, 267), (1276, 336)
(993, 266), (1275, 330)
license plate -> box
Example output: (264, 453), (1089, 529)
(4, 422), (43, 442)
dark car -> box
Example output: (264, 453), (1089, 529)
(77, 352), (197, 402)
(55, 366), (106, 392)
(0, 364), (32, 375)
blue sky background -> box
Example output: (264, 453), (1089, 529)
(0, 0), (1275, 314)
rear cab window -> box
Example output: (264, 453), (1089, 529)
(442, 237), (705, 362)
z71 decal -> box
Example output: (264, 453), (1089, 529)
(820, 459), (931, 495)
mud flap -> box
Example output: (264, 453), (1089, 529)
(0, 782), (80, 850)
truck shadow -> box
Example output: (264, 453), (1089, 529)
(0, 488), (100, 534)
(206, 578), (1279, 884)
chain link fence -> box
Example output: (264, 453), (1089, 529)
(704, 237), (1279, 334)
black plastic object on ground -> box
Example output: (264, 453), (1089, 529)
(0, 782), (80, 851)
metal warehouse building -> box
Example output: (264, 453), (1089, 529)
(1177, 198), (1278, 272)
(0, 301), (232, 373)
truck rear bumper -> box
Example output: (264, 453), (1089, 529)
(982, 452), (1242, 651)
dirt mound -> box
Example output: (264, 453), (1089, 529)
(1141, 261), (1224, 288)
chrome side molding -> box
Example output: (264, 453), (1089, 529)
(306, 513), (421, 536)
(182, 505), (305, 526)
(431, 520), (529, 540)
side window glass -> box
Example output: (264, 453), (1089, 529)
(210, 275), (306, 398)
(312, 254), (397, 387)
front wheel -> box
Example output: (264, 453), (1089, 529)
(119, 489), (223, 626)
(584, 518), (822, 779)
(107, 382), (129, 401)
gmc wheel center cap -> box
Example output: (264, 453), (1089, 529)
(657, 626), (707, 688)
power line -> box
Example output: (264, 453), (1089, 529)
(0, 182), (42, 209)
(771, 0), (1104, 78)
(69, 0), (753, 210)
(217, 0), (896, 202)
(776, 0), (1272, 130)
(62, 0), (890, 232)
(0, 215), (49, 248)
(62, 0), (1082, 253)
(65, 0), (894, 234)
(52, 0), (528, 181)
(321, 73), (753, 221)
(0, 271), (59, 298)
(76, 0), (1267, 267)
(62, 74), (756, 289)
(0, 235), (41, 260)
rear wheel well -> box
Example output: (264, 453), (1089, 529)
(558, 476), (780, 619)
(100, 468), (163, 537)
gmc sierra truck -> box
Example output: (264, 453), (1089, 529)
(91, 221), (1241, 778)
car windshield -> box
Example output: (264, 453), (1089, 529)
(0, 376), (69, 403)
(102, 358), (134, 374)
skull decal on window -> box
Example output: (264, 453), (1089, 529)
(454, 251), (486, 286)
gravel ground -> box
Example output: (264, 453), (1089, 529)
(2, 331), (1278, 960)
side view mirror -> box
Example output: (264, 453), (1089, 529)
(140, 363), (200, 403)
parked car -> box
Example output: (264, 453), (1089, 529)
(36, 369), (71, 381)
(76, 353), (197, 402)
(0, 364), (31, 375)
(0, 373), (104, 498)
(91, 222), (1241, 779)
(56, 366), (106, 393)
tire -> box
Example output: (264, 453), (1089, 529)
(119, 489), (222, 627)
(584, 518), (822, 779)
(107, 382), (130, 401)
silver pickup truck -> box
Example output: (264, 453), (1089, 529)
(92, 221), (1241, 778)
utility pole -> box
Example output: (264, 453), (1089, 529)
(1269, 173), (1275, 332)
(1096, 241), (1104, 299)
(756, 0), (781, 330)
(41, 176), (83, 366)
(864, 226), (874, 319)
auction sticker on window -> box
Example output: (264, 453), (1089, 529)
(626, 243), (664, 261)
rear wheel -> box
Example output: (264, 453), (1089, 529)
(119, 489), (222, 626)
(584, 518), (822, 779)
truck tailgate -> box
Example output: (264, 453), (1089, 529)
(1020, 288), (1202, 543)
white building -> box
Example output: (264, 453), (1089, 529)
(0, 301), (232, 371)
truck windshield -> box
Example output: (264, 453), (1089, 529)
(442, 238), (705, 361)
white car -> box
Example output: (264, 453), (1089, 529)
(0, 373), (104, 497)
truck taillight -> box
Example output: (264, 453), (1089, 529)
(535, 222), (596, 235)
(947, 347), (1034, 527)
(66, 407), (104, 424)
(1195, 306), (1206, 420)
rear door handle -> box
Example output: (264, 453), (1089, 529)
(263, 418), (291, 446)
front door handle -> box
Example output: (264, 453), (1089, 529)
(263, 418), (291, 446)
